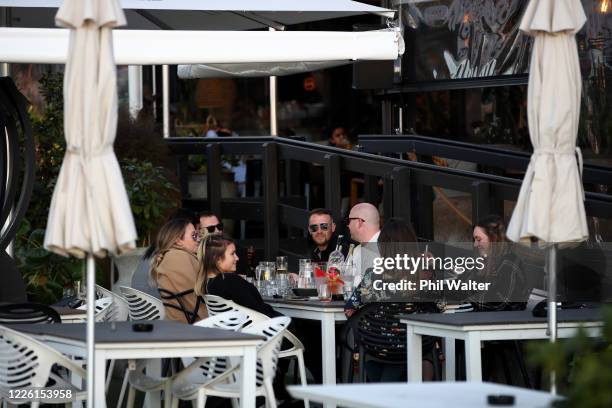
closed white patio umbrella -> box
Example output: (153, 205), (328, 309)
(43, 0), (136, 403)
(507, 0), (588, 394)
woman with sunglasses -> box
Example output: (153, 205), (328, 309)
(150, 218), (208, 323)
(194, 234), (277, 317)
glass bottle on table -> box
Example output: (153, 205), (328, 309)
(276, 256), (288, 275)
(327, 235), (345, 271)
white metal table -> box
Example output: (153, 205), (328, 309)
(15, 321), (262, 408)
(266, 298), (346, 388)
(288, 382), (560, 408)
(401, 309), (603, 382)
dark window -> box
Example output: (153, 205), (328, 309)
(401, 0), (531, 82)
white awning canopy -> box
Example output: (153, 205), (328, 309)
(178, 61), (353, 79)
(0, 0), (395, 30)
(0, 28), (403, 65)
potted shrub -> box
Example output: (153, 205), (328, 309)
(527, 306), (612, 407)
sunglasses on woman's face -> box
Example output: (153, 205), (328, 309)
(203, 223), (224, 233)
(191, 231), (201, 242)
(309, 223), (330, 233)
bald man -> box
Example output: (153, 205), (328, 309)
(347, 203), (381, 286)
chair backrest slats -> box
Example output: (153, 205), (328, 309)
(0, 303), (61, 324)
(203, 295), (267, 328)
(119, 286), (165, 321)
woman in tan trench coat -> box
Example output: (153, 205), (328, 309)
(150, 218), (208, 323)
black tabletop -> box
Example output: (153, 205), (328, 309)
(398, 308), (603, 327)
(9, 320), (264, 343)
(51, 306), (86, 316)
(264, 297), (345, 309)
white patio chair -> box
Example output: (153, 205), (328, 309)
(0, 325), (87, 407)
(125, 311), (250, 408)
(95, 285), (132, 406)
(96, 284), (130, 321)
(171, 316), (291, 408)
(118, 286), (171, 408)
(120, 286), (166, 320)
(204, 295), (310, 407)
(77, 296), (113, 322)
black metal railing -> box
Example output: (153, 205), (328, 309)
(358, 134), (612, 187)
(167, 136), (612, 259)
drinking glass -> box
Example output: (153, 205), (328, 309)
(343, 282), (354, 301)
(276, 256), (288, 275)
(75, 280), (86, 300)
(63, 286), (75, 299)
(277, 275), (290, 297)
(265, 261), (276, 281)
(298, 259), (311, 273)
(318, 284), (332, 302)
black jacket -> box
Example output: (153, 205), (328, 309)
(206, 272), (279, 317)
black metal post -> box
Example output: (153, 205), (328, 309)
(382, 178), (393, 222)
(392, 167), (411, 223)
(416, 183), (434, 240)
(263, 142), (279, 259)
(206, 143), (222, 217)
(364, 175), (378, 205)
(176, 155), (189, 198)
(471, 180), (490, 224)
(324, 154), (342, 222)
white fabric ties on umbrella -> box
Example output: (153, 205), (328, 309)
(44, 0), (137, 258)
(507, 0), (588, 245)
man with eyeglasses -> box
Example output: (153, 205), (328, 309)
(198, 211), (254, 277)
(347, 202), (381, 286)
(308, 208), (347, 262)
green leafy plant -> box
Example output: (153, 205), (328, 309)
(26, 72), (65, 232)
(13, 219), (84, 304)
(527, 306), (612, 408)
(120, 158), (179, 246)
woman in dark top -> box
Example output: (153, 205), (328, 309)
(468, 215), (528, 311)
(194, 234), (277, 317)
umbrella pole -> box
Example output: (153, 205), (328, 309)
(547, 244), (558, 395)
(86, 253), (96, 404)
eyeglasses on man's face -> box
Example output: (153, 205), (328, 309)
(346, 217), (365, 225)
(203, 223), (224, 233)
(309, 223), (330, 233)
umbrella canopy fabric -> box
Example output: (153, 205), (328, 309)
(44, 0), (137, 258)
(507, 0), (588, 245)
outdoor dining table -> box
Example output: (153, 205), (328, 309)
(288, 381), (560, 408)
(52, 306), (87, 323)
(12, 320), (263, 408)
(401, 308), (604, 382)
(265, 297), (346, 408)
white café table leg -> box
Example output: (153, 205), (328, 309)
(406, 324), (422, 382)
(444, 337), (456, 381)
(94, 350), (107, 408)
(321, 313), (337, 386)
(144, 359), (162, 408)
(321, 313), (337, 408)
(464, 331), (482, 381)
(240, 344), (257, 408)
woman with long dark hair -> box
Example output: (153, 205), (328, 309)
(194, 234), (277, 317)
(469, 214), (527, 311)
